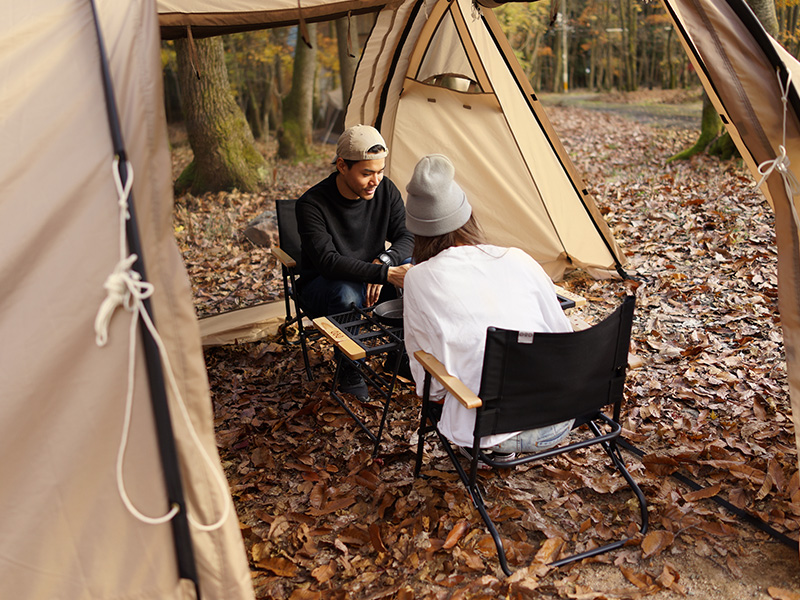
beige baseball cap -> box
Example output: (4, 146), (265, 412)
(336, 124), (388, 161)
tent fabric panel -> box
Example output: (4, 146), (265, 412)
(158, 0), (389, 38)
(663, 0), (800, 468)
(416, 11), (477, 85)
(199, 301), (287, 345)
(468, 6), (621, 271)
(391, 81), (576, 280)
(478, 7), (626, 268)
(352, 0), (437, 145)
(0, 1), (253, 598)
(351, 0), (625, 279)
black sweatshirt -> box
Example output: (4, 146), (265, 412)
(296, 172), (414, 288)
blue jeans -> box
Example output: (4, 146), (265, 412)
(299, 277), (366, 318)
(490, 419), (575, 454)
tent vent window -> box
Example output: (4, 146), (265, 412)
(423, 74), (483, 93)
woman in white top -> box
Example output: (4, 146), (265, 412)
(402, 154), (574, 461)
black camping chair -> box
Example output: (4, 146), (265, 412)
(413, 295), (647, 575)
(271, 199), (318, 381)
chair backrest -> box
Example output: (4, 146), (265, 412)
(475, 295), (635, 437)
(275, 199), (302, 262)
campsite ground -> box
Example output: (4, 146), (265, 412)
(172, 88), (800, 598)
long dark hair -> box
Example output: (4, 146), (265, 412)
(412, 213), (485, 264)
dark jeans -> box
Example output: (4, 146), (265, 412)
(300, 277), (402, 318)
(300, 277), (365, 318)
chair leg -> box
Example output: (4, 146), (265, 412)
(292, 300), (314, 382)
(437, 434), (513, 576)
(544, 422), (649, 568)
(471, 487), (512, 577)
(414, 401), (436, 477)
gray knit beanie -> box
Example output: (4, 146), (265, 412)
(405, 154), (472, 236)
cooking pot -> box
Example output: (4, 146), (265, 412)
(373, 298), (404, 326)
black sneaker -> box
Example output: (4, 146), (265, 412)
(338, 362), (370, 402)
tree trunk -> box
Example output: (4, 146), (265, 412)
(618, 0), (637, 91)
(668, 93), (723, 162)
(174, 36), (266, 194)
(279, 23), (318, 160)
(746, 0), (779, 36)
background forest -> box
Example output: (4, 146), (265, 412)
(161, 0), (800, 154)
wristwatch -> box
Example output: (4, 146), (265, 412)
(377, 252), (393, 266)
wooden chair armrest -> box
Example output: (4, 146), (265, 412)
(553, 284), (586, 308)
(271, 245), (296, 268)
(413, 351), (482, 410)
(313, 317), (366, 360)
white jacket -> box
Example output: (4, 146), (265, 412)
(403, 244), (572, 448)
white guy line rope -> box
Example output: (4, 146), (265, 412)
(95, 157), (231, 531)
(756, 68), (800, 232)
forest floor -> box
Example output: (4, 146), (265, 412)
(171, 88), (800, 599)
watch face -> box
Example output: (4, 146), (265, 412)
(379, 253), (392, 265)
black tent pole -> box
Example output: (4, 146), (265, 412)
(87, 1), (201, 597)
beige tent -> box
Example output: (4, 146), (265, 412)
(0, 1), (253, 598)
(346, 0), (627, 281)
(661, 0), (800, 476)
(157, 0), (800, 537)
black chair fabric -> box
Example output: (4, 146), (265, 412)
(414, 295), (647, 575)
(476, 295), (633, 436)
(273, 199), (315, 380)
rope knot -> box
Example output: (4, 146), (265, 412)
(94, 254), (153, 346)
(756, 145), (800, 198)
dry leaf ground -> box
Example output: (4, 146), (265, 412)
(173, 89), (800, 599)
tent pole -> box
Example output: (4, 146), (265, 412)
(87, 1), (202, 597)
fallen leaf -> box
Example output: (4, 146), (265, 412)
(619, 565), (654, 589)
(256, 556), (298, 577)
(369, 522), (387, 553)
(641, 530), (674, 559)
(533, 537), (564, 565)
(641, 454), (680, 475)
(443, 520), (470, 550)
(769, 588), (800, 600)
(311, 562), (336, 584)
(683, 483), (720, 502)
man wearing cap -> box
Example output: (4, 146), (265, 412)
(296, 124), (413, 399)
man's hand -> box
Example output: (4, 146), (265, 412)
(366, 282), (383, 307)
(387, 263), (411, 288)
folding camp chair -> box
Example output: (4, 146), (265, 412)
(413, 295), (647, 575)
(271, 199), (317, 381)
